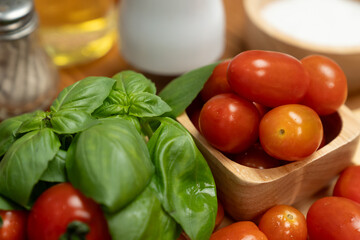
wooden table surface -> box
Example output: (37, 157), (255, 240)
(58, 0), (360, 223)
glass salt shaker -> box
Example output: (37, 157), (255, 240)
(0, 0), (59, 120)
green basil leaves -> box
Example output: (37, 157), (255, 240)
(0, 66), (218, 240)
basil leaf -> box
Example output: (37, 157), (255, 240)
(129, 93), (171, 117)
(17, 111), (48, 134)
(50, 76), (115, 113)
(106, 185), (181, 240)
(159, 62), (218, 117)
(0, 112), (36, 157)
(40, 149), (67, 183)
(0, 129), (60, 207)
(113, 71), (156, 94)
(92, 91), (129, 117)
(0, 195), (22, 210)
(147, 117), (217, 240)
(51, 110), (97, 134)
(66, 118), (154, 213)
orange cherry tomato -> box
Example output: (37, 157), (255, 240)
(234, 143), (282, 169)
(210, 221), (268, 240)
(333, 165), (360, 204)
(200, 59), (232, 102)
(199, 93), (260, 154)
(259, 205), (307, 240)
(301, 55), (347, 116)
(259, 104), (323, 161)
(307, 196), (360, 240)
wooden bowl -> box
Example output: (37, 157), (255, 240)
(242, 0), (360, 94)
(177, 105), (360, 220)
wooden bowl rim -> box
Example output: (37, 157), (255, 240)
(243, 0), (360, 55)
(177, 105), (360, 185)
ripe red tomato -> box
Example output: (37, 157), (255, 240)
(199, 93), (260, 154)
(234, 143), (282, 169)
(301, 55), (347, 116)
(259, 104), (323, 161)
(307, 196), (360, 240)
(214, 200), (225, 231)
(210, 221), (268, 240)
(258, 205), (307, 240)
(27, 183), (111, 240)
(0, 210), (28, 240)
(200, 59), (232, 102)
(227, 50), (309, 107)
(333, 165), (360, 204)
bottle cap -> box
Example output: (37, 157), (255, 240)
(0, 0), (38, 40)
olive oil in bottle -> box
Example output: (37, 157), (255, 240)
(34, 0), (117, 67)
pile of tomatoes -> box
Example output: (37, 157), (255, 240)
(188, 50), (347, 164)
(210, 165), (360, 240)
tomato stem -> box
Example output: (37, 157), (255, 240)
(59, 221), (90, 240)
(0, 216), (3, 228)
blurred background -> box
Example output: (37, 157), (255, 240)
(1, 0), (360, 118)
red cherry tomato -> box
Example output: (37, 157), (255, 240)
(258, 205), (307, 240)
(214, 200), (225, 231)
(307, 196), (360, 240)
(210, 221), (268, 240)
(27, 183), (111, 240)
(227, 50), (309, 107)
(333, 165), (360, 204)
(234, 143), (282, 169)
(259, 104), (323, 161)
(200, 59), (232, 102)
(0, 210), (27, 240)
(199, 93), (260, 154)
(301, 55), (347, 115)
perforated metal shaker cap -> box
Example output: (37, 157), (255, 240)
(0, 0), (38, 40)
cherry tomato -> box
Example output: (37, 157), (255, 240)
(258, 205), (307, 240)
(333, 165), (360, 204)
(0, 210), (27, 240)
(199, 93), (260, 154)
(307, 196), (360, 240)
(200, 59), (232, 102)
(214, 200), (225, 231)
(301, 55), (347, 115)
(227, 50), (309, 107)
(234, 143), (282, 169)
(210, 221), (268, 240)
(259, 104), (323, 161)
(27, 183), (111, 240)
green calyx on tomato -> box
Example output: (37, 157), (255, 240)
(59, 221), (90, 240)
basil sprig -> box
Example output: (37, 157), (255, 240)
(0, 65), (218, 240)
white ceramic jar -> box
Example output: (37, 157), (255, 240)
(118, 0), (225, 76)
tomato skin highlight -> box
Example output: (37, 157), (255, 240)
(259, 205), (307, 240)
(227, 50), (309, 107)
(259, 104), (323, 161)
(333, 165), (360, 204)
(307, 196), (360, 240)
(200, 59), (232, 102)
(210, 221), (268, 240)
(301, 55), (347, 116)
(0, 210), (28, 240)
(199, 93), (260, 154)
(27, 183), (111, 240)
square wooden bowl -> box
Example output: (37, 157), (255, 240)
(177, 105), (360, 221)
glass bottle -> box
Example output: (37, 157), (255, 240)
(34, 0), (117, 67)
